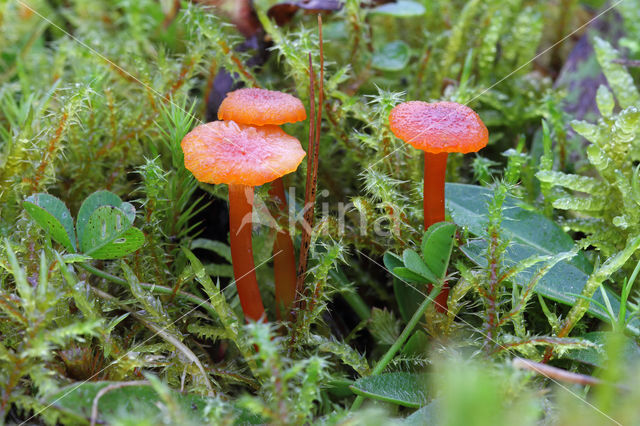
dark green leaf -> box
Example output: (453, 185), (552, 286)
(446, 183), (639, 330)
(393, 276), (424, 323)
(350, 372), (429, 408)
(402, 330), (429, 356)
(421, 222), (456, 280)
(24, 193), (76, 252)
(460, 240), (638, 334)
(82, 206), (144, 259)
(446, 183), (592, 273)
(372, 41), (410, 71)
(383, 251), (404, 271)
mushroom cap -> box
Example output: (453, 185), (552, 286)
(181, 121), (306, 187)
(218, 88), (307, 126)
(389, 101), (488, 154)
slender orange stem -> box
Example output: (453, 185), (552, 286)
(423, 152), (448, 229)
(269, 178), (297, 320)
(228, 183), (266, 322)
(424, 152), (449, 313)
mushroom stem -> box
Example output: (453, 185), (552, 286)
(423, 152), (448, 230)
(228, 183), (266, 322)
(269, 178), (297, 320)
(423, 152), (449, 313)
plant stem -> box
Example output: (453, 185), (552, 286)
(351, 283), (442, 410)
(423, 152), (449, 313)
(293, 52), (317, 314)
(228, 183), (266, 322)
(77, 262), (218, 319)
(269, 178), (297, 320)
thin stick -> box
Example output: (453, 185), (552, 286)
(78, 262), (219, 321)
(293, 50), (317, 313)
(305, 15), (325, 315)
(513, 357), (605, 387)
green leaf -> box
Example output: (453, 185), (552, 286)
(460, 240), (638, 334)
(596, 85), (615, 118)
(447, 183), (639, 332)
(393, 267), (430, 283)
(392, 274), (424, 323)
(350, 372), (429, 408)
(385, 252), (423, 322)
(383, 251), (404, 271)
(372, 41), (410, 71)
(401, 330), (429, 356)
(370, 1), (426, 18)
(593, 37), (640, 109)
(81, 206), (144, 259)
(24, 193), (76, 252)
(77, 190), (135, 251)
(561, 331), (640, 367)
(421, 222), (456, 280)
(45, 381), (213, 424)
(402, 249), (438, 283)
(446, 183), (592, 273)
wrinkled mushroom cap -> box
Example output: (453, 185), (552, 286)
(181, 121), (306, 187)
(218, 88), (307, 126)
(389, 101), (488, 154)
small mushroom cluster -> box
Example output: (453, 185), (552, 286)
(181, 87), (488, 322)
(181, 88), (306, 322)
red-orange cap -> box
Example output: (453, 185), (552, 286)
(181, 121), (306, 187)
(389, 101), (488, 154)
(218, 88), (307, 126)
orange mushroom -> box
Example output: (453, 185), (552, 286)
(181, 120), (306, 322)
(389, 101), (488, 312)
(218, 88), (307, 320)
(218, 88), (307, 126)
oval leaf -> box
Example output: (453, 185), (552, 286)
(45, 381), (213, 424)
(372, 41), (410, 71)
(421, 222), (456, 280)
(403, 249), (438, 282)
(77, 190), (135, 251)
(393, 267), (430, 284)
(460, 239), (638, 334)
(350, 372), (429, 408)
(82, 206), (144, 259)
(383, 251), (404, 271)
(446, 183), (592, 273)
(24, 193), (76, 252)
(446, 183), (640, 332)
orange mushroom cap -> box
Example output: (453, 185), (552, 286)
(218, 88), (307, 126)
(181, 121), (306, 187)
(389, 101), (488, 154)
